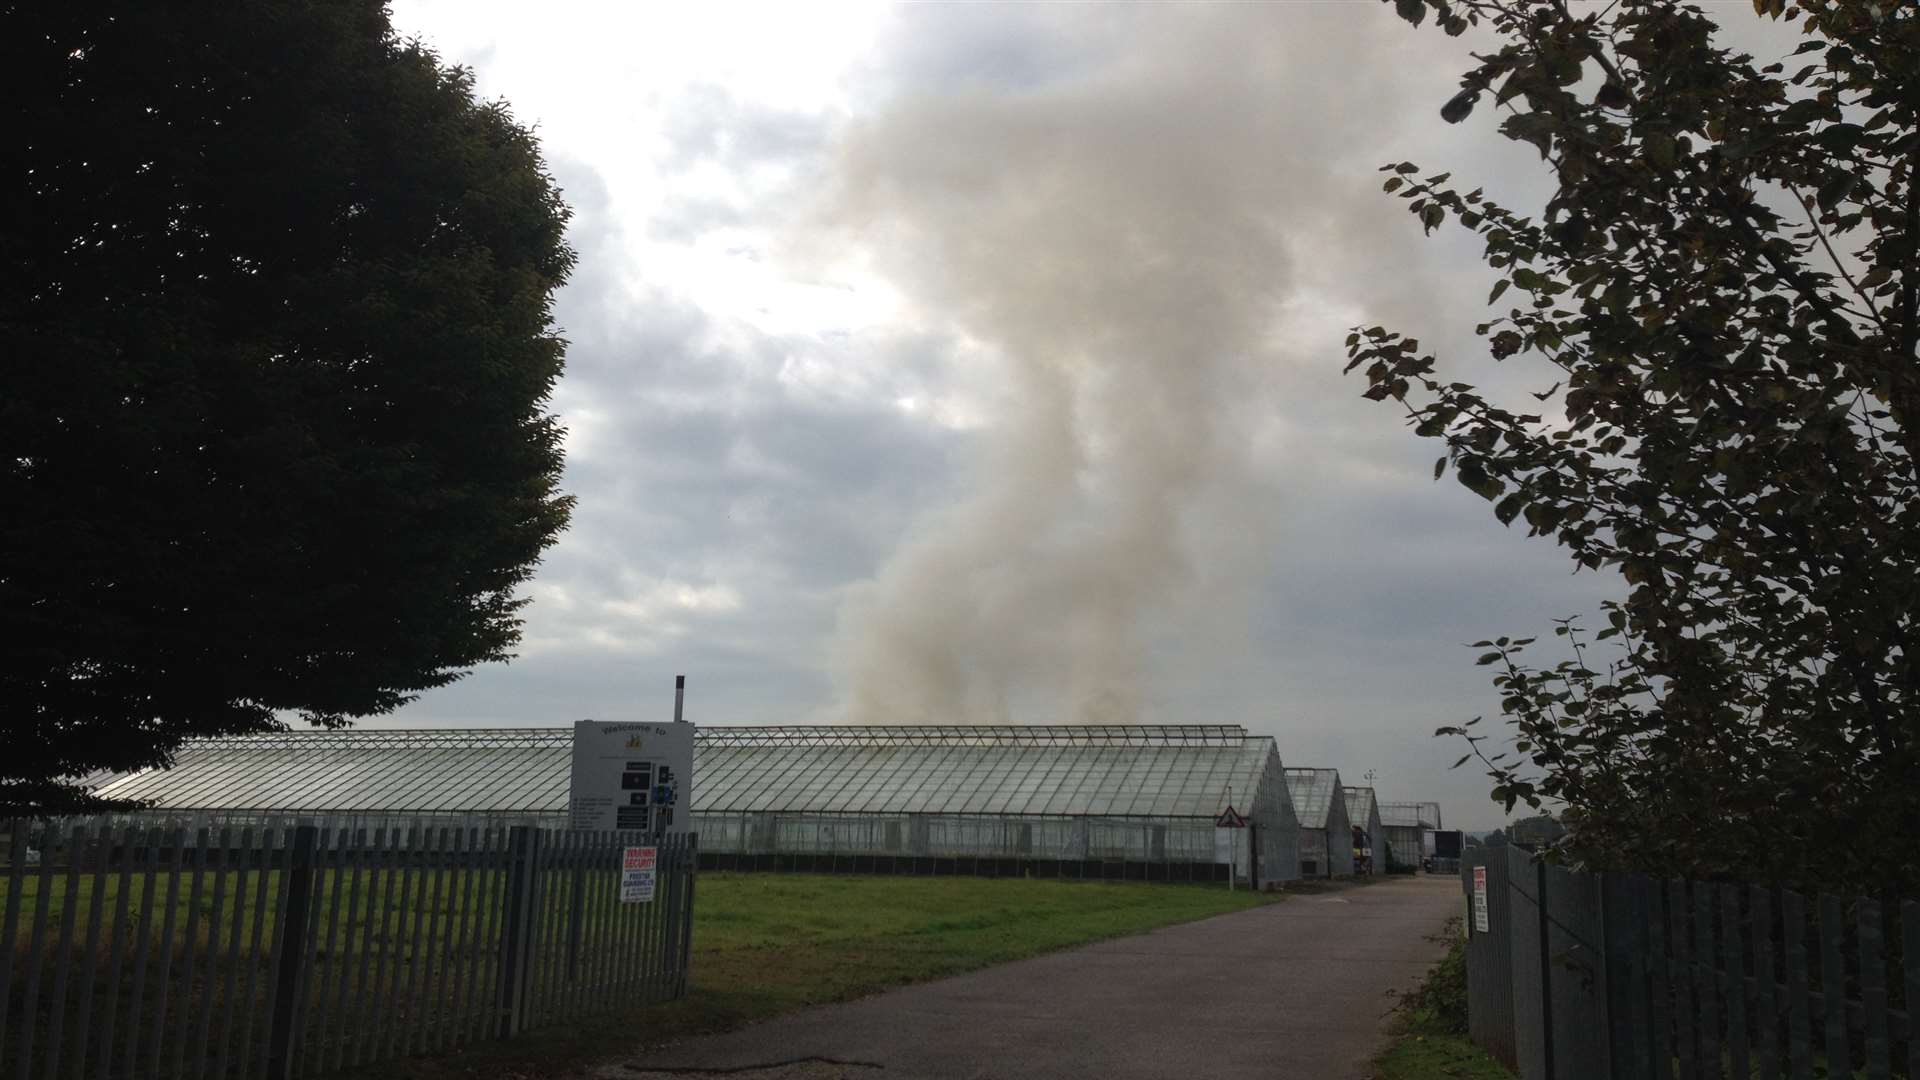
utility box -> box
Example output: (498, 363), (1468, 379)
(569, 719), (695, 837)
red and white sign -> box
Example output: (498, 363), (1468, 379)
(1472, 866), (1489, 933)
(622, 846), (658, 903)
(1214, 806), (1247, 829)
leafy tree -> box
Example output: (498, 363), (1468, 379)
(2, 3), (576, 814)
(1347, 0), (1917, 892)
(1509, 813), (1566, 849)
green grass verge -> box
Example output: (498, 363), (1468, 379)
(1373, 920), (1514, 1080)
(1376, 1025), (1515, 1080)
(357, 872), (1280, 1078)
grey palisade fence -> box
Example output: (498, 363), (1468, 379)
(1461, 844), (1918, 1079)
(0, 820), (696, 1079)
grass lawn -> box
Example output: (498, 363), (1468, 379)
(357, 872), (1280, 1079)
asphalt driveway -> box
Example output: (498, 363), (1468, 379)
(603, 873), (1461, 1080)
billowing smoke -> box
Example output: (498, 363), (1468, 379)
(809, 6), (1436, 725)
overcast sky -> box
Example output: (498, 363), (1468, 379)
(372, 2), (1784, 831)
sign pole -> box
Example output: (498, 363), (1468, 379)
(1221, 783), (1239, 889)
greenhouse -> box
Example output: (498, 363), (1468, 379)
(1342, 785), (1383, 875)
(692, 724), (1300, 884)
(1417, 801), (1444, 851)
(76, 723), (1304, 886)
(1378, 801), (1429, 871)
(1283, 767), (1353, 878)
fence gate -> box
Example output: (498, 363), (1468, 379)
(0, 821), (696, 1080)
(1462, 847), (1920, 1080)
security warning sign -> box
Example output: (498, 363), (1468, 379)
(622, 846), (658, 903)
(1472, 866), (1489, 933)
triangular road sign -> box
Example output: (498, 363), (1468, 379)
(1215, 806), (1247, 828)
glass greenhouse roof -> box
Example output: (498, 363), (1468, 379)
(1342, 786), (1377, 826)
(1379, 801), (1432, 828)
(81, 729), (575, 815)
(1283, 767), (1341, 828)
(80, 725), (1282, 820)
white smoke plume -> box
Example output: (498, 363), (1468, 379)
(809, 6), (1445, 725)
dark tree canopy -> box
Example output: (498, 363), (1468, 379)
(1349, 0), (1917, 892)
(2, 3), (576, 814)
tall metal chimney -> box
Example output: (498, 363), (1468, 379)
(673, 674), (686, 723)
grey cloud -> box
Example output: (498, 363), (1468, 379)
(656, 83), (830, 172)
(855, 4), (1109, 96)
(385, 142), (976, 730)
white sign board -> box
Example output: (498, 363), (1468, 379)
(622, 846), (658, 903)
(1472, 866), (1490, 933)
(569, 720), (695, 836)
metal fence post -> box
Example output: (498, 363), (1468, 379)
(1600, 873), (1646, 1079)
(266, 825), (317, 1080)
(679, 833), (698, 997)
(496, 826), (539, 1039)
(1538, 857), (1556, 1080)
(566, 844), (587, 984)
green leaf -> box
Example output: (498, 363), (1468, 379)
(1816, 172), (1858, 210)
(1441, 89), (1477, 124)
(1489, 279), (1511, 304)
(1477, 652), (1503, 666)
(1645, 132), (1678, 170)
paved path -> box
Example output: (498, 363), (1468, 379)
(604, 874), (1461, 1080)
